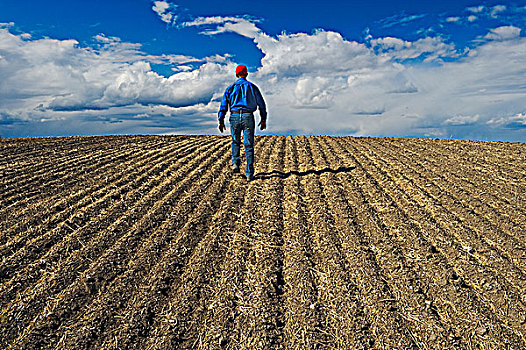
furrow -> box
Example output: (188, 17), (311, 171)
(400, 138), (526, 183)
(176, 136), (274, 350)
(454, 140), (526, 171)
(0, 136), (104, 164)
(227, 136), (287, 350)
(0, 137), (97, 176)
(0, 137), (227, 347)
(299, 137), (417, 350)
(0, 136), (181, 235)
(389, 138), (526, 212)
(0, 136), (208, 308)
(47, 138), (232, 349)
(0, 141), (117, 195)
(0, 137), (190, 252)
(375, 138), (526, 241)
(279, 136), (327, 350)
(142, 136), (272, 349)
(0, 136), (136, 173)
(94, 138), (237, 350)
(7, 137), (227, 348)
(350, 138), (526, 334)
(0, 136), (196, 240)
(0, 137), (116, 192)
(0, 137), (208, 304)
(3, 135), (524, 350)
(0, 136), (184, 209)
(400, 138), (526, 221)
(316, 137), (457, 348)
(335, 137), (525, 347)
(431, 139), (526, 178)
(0, 137), (127, 205)
(368, 138), (526, 286)
(0, 138), (48, 162)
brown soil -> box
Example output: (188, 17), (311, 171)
(1, 135), (525, 349)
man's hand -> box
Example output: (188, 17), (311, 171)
(258, 121), (267, 131)
(218, 122), (226, 133)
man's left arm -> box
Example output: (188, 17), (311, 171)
(254, 86), (267, 130)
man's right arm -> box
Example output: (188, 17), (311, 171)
(218, 86), (231, 123)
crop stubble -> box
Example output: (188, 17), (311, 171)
(1, 135), (524, 349)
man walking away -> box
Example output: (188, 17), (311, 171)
(218, 64), (267, 182)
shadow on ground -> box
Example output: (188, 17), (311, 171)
(255, 166), (355, 180)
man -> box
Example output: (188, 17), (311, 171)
(218, 64), (267, 182)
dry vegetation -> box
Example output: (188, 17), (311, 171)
(0, 135), (525, 349)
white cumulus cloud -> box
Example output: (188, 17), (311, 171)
(293, 76), (347, 108)
(152, 1), (176, 24)
(444, 114), (480, 125)
(0, 27), (234, 137)
(370, 36), (457, 61)
(467, 6), (485, 13)
(483, 26), (521, 41)
(256, 30), (379, 77)
(490, 5), (507, 18)
(186, 16), (261, 38)
(487, 112), (526, 127)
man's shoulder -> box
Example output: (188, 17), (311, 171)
(242, 79), (260, 90)
(224, 82), (236, 93)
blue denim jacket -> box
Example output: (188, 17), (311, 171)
(218, 77), (267, 123)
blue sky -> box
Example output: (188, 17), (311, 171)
(1, 0), (525, 140)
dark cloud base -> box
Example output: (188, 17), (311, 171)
(0, 115), (215, 138)
(3, 117), (524, 143)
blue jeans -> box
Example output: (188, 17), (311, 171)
(229, 113), (255, 177)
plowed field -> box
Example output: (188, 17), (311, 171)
(1, 135), (525, 349)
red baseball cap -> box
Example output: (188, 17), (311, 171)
(236, 64), (248, 76)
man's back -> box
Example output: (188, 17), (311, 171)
(219, 77), (267, 120)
